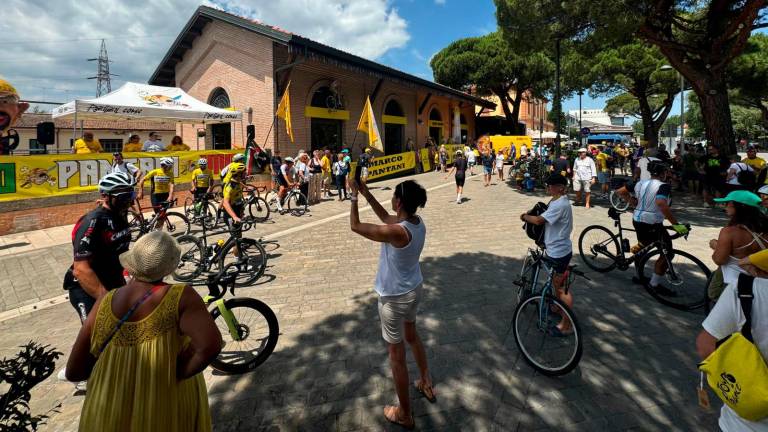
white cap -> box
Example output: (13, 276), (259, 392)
(577, 148), (588, 153)
(758, 185), (768, 195)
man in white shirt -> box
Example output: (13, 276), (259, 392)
(520, 174), (574, 335)
(572, 148), (597, 208)
(698, 249), (768, 432)
(142, 132), (165, 152)
(636, 153), (661, 181)
(726, 153), (754, 192)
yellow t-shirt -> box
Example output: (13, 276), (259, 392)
(223, 182), (243, 206)
(191, 168), (212, 188)
(123, 142), (142, 152)
(321, 155), (331, 174)
(166, 143), (190, 151)
(743, 156), (766, 171)
(144, 168), (174, 194)
(74, 138), (103, 154)
(596, 152), (610, 172)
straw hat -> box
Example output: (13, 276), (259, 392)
(119, 231), (181, 282)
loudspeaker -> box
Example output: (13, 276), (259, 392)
(36, 122), (55, 145)
(246, 124), (255, 141)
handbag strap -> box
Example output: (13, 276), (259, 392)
(737, 273), (755, 342)
(99, 284), (167, 353)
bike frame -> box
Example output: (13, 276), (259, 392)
(132, 200), (173, 232)
(199, 278), (245, 341)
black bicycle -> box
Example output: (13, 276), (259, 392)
(128, 199), (190, 241)
(578, 207), (711, 310)
(183, 193), (219, 230)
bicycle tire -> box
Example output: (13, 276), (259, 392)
(513, 294), (582, 376)
(127, 212), (146, 242)
(156, 212), (191, 238)
(201, 202), (219, 230)
(218, 238), (267, 287)
(578, 225), (621, 272)
(247, 197), (271, 222)
(209, 297), (279, 374)
(209, 184), (224, 203)
(637, 248), (711, 311)
(515, 251), (538, 304)
(287, 191), (308, 216)
(609, 190), (630, 211)
(172, 235), (204, 281)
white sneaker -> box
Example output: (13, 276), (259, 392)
(57, 368), (67, 381)
(456, 198), (461, 204)
(75, 381), (87, 392)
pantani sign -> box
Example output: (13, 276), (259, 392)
(0, 150), (240, 202)
(349, 151), (416, 182)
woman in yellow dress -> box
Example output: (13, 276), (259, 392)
(123, 134), (143, 152)
(66, 231), (221, 431)
(166, 135), (191, 151)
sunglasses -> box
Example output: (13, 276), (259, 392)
(111, 190), (136, 202)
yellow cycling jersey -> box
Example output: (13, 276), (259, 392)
(166, 143), (190, 151)
(144, 168), (174, 194)
(223, 182), (244, 206)
(191, 168), (212, 188)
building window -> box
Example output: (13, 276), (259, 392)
(208, 88), (232, 150)
(429, 108), (443, 144)
(383, 99), (405, 154)
(29, 139), (46, 155)
(100, 139), (123, 153)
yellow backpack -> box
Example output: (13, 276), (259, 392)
(699, 274), (768, 421)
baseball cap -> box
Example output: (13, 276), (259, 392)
(713, 190), (763, 208)
(545, 174), (568, 186)
(577, 148), (587, 153)
(341, 149), (349, 154)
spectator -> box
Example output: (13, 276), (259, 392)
(123, 134), (143, 152)
(572, 148), (597, 208)
(656, 143), (671, 161)
(759, 185), (768, 209)
(166, 135), (190, 151)
(615, 143), (629, 175)
(495, 147), (506, 181)
(73, 132), (103, 154)
(552, 153), (571, 179)
(726, 154), (755, 193)
(595, 145), (612, 196)
(321, 149), (332, 199)
(465, 145), (476, 176)
(520, 144), (528, 159)
(66, 231), (220, 431)
(697, 248), (768, 431)
(743, 146), (766, 185)
(698, 145), (731, 207)
(445, 150), (467, 204)
(276, 157), (297, 213)
(342, 149), (352, 194)
(110, 152), (140, 180)
(359, 148), (374, 184)
(333, 154), (349, 201)
(269, 150), (282, 191)
(348, 179), (433, 430)
(438, 144), (447, 173)
(142, 132), (165, 152)
(670, 149), (684, 191)
(481, 146), (494, 187)
(682, 145), (700, 193)
(635, 149), (661, 182)
(296, 152), (310, 205)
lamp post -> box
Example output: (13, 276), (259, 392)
(578, 89), (583, 147)
(554, 37), (562, 157)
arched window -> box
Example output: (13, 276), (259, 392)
(310, 86), (334, 107)
(208, 87), (231, 109)
(383, 99), (405, 154)
(309, 85), (343, 151)
(208, 88), (231, 149)
(385, 100), (404, 117)
(429, 108), (442, 122)
(460, 114), (468, 144)
(429, 108), (443, 144)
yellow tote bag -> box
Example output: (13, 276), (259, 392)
(699, 274), (768, 421)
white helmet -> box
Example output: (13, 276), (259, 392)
(159, 157), (174, 168)
(232, 153), (245, 162)
(197, 158), (208, 167)
(759, 185), (768, 195)
(99, 171), (134, 194)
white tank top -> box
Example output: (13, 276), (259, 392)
(374, 216), (426, 297)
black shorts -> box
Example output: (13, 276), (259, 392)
(224, 204), (244, 237)
(633, 221), (673, 253)
(151, 193), (169, 211)
(702, 176), (725, 195)
(455, 174), (466, 187)
(546, 253), (572, 274)
(193, 187), (209, 200)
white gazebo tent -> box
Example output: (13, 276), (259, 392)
(52, 82), (243, 148)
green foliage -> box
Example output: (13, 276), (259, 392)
(685, 93), (705, 139)
(732, 105), (766, 140)
(729, 34), (768, 124)
(0, 342), (61, 431)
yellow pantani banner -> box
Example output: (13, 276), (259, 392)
(0, 150), (241, 202)
(349, 151), (416, 182)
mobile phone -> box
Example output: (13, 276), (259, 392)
(354, 164), (363, 183)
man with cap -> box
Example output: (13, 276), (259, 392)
(698, 247), (768, 431)
(0, 78), (28, 155)
(572, 148), (597, 208)
(520, 174), (575, 335)
(743, 145), (766, 184)
(277, 156), (297, 213)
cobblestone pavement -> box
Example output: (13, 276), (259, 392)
(0, 170), (727, 431)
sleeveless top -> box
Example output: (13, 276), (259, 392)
(374, 216), (426, 297)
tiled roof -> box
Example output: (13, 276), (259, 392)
(14, 113), (175, 131)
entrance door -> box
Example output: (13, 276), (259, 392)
(211, 124), (231, 150)
(384, 123), (404, 155)
(429, 126), (442, 144)
(311, 118), (343, 152)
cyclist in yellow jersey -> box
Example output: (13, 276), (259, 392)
(190, 158), (212, 215)
(222, 163), (246, 258)
(137, 157), (175, 213)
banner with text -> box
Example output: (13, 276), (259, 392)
(349, 151), (416, 182)
(0, 150), (240, 202)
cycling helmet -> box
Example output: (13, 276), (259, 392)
(99, 171), (134, 194)
(197, 158), (208, 167)
(232, 153), (245, 162)
(758, 184), (768, 195)
(647, 160), (669, 177)
(229, 162), (246, 175)
(159, 157), (174, 168)
(284, 157), (294, 163)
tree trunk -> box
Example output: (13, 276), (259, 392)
(696, 78), (736, 154)
(637, 95), (659, 148)
(510, 92), (523, 135)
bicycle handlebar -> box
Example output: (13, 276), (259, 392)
(665, 224), (692, 240)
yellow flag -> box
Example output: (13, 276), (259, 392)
(356, 96), (383, 152)
(275, 82), (294, 143)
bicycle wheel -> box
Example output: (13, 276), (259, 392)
(127, 211), (144, 242)
(578, 225), (621, 272)
(209, 184), (224, 203)
(286, 191), (308, 216)
(609, 190), (630, 211)
(200, 202), (219, 230)
(156, 212), (190, 238)
(172, 235), (204, 281)
(209, 297), (279, 374)
(513, 294), (582, 376)
(637, 248), (711, 311)
(218, 238), (267, 287)
(247, 197), (271, 222)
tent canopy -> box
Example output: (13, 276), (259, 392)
(587, 134), (626, 142)
(540, 131), (566, 139)
(52, 82), (242, 123)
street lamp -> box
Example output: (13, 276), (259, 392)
(554, 37), (562, 157)
(577, 90), (583, 147)
(660, 64), (685, 155)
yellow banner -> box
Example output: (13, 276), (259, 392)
(349, 151), (416, 182)
(0, 150), (240, 202)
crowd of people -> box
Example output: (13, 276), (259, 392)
(72, 131), (191, 154)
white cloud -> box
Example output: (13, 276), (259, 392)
(435, 0), (446, 4)
(1, 0), (410, 106)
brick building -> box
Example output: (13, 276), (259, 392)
(149, 6), (494, 156)
(476, 89), (554, 135)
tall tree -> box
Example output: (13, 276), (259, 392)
(591, 42), (679, 147)
(431, 32), (553, 134)
(729, 34), (768, 127)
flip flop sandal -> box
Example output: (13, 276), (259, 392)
(384, 406), (414, 430)
(413, 380), (437, 403)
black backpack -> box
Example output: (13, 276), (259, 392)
(736, 163), (757, 188)
(524, 202), (548, 248)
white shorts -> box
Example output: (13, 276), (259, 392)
(377, 286), (421, 344)
(573, 179), (592, 192)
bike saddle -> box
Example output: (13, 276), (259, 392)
(607, 207), (623, 220)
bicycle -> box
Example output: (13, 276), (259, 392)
(242, 184), (271, 222)
(173, 213), (267, 287)
(267, 183), (308, 216)
(511, 246), (588, 376)
(577, 207), (711, 310)
(128, 199), (190, 241)
(183, 193), (219, 230)
(196, 267), (279, 374)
